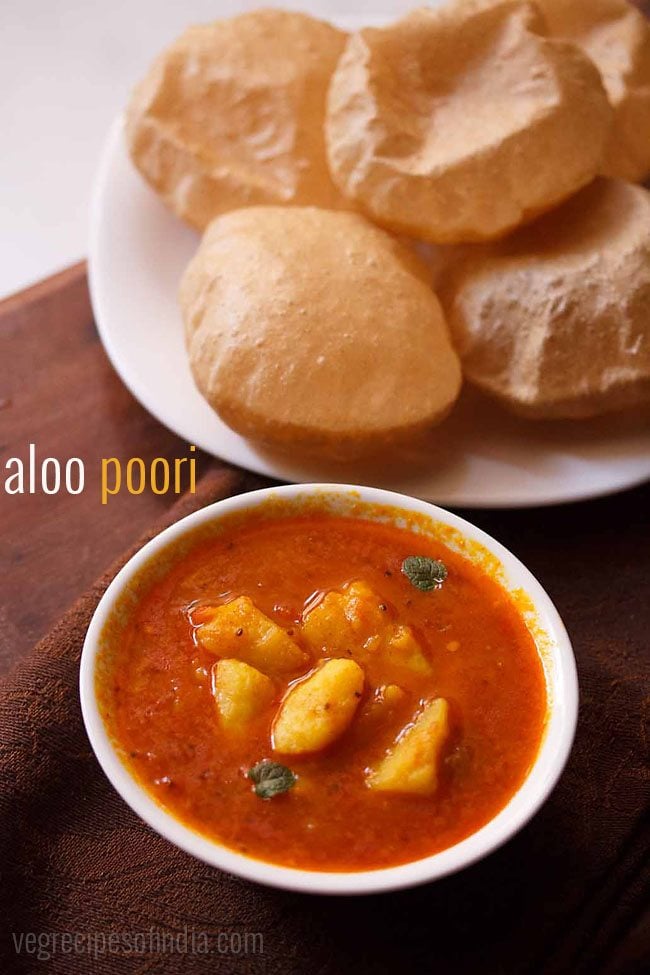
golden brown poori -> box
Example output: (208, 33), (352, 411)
(126, 9), (349, 230)
(325, 0), (612, 243)
(121, 3), (650, 456)
(439, 179), (650, 419)
(180, 207), (462, 455)
(536, 0), (650, 182)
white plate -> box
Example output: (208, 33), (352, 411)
(88, 115), (650, 508)
(81, 483), (578, 893)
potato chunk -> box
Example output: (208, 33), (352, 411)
(384, 626), (432, 676)
(380, 684), (406, 708)
(197, 597), (306, 674)
(302, 581), (432, 683)
(273, 659), (364, 755)
(302, 581), (384, 654)
(352, 683), (408, 746)
(213, 659), (275, 733)
(367, 698), (449, 795)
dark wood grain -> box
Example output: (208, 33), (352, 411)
(0, 263), (232, 673)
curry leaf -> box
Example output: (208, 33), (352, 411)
(248, 760), (297, 799)
(401, 555), (448, 591)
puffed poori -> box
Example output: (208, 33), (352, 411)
(325, 0), (612, 243)
(536, 0), (650, 182)
(440, 179), (650, 419)
(180, 207), (462, 455)
(126, 10), (349, 230)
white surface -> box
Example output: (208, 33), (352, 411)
(0, 0), (410, 299)
(89, 116), (650, 507)
(80, 484), (578, 894)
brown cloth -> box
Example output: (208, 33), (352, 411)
(1, 470), (648, 975)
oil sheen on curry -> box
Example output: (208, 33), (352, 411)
(98, 509), (547, 872)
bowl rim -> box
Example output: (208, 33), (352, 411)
(80, 483), (578, 895)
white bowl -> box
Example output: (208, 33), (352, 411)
(80, 484), (578, 895)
